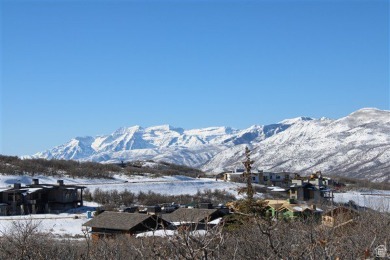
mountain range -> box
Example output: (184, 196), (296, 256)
(32, 108), (390, 182)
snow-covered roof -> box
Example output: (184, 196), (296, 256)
(267, 186), (286, 192)
(26, 188), (43, 194)
(209, 217), (223, 225)
(136, 230), (176, 238)
(226, 172), (243, 176)
(136, 229), (209, 238)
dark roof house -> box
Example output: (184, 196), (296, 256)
(163, 208), (223, 223)
(0, 179), (85, 215)
(162, 208), (226, 230)
(83, 211), (168, 240)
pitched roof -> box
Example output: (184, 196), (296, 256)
(83, 212), (153, 231)
(265, 200), (286, 210)
(162, 208), (220, 223)
(278, 204), (323, 213)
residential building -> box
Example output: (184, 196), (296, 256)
(265, 199), (323, 220)
(162, 208), (226, 230)
(0, 179), (85, 215)
(290, 172), (334, 202)
(83, 211), (168, 241)
(258, 171), (295, 186)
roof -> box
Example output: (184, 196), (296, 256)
(83, 212), (153, 231)
(265, 200), (286, 210)
(26, 188), (43, 194)
(278, 204), (322, 213)
(267, 186), (287, 192)
(225, 172), (243, 176)
(136, 229), (208, 238)
(30, 184), (86, 189)
(162, 208), (220, 223)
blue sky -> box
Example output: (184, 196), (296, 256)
(1, 0), (389, 156)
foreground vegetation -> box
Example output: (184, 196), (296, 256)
(0, 208), (389, 260)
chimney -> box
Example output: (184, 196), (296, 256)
(57, 180), (64, 186)
(311, 204), (317, 210)
(32, 179), (39, 185)
(14, 183), (21, 189)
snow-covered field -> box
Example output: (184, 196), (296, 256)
(333, 190), (390, 212)
(0, 213), (88, 238)
(0, 174), (389, 238)
(0, 201), (100, 238)
(0, 174), (245, 196)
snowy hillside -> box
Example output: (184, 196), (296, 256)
(32, 108), (390, 182)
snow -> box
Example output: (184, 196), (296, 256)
(0, 174), (245, 197)
(279, 117), (313, 125)
(333, 190), (390, 212)
(0, 172), (388, 240)
(136, 229), (208, 238)
(209, 217), (223, 225)
(0, 200), (99, 238)
(85, 176), (245, 196)
(0, 213), (88, 238)
(0, 173), (246, 238)
(26, 188), (43, 193)
(30, 108), (390, 182)
(267, 186), (286, 192)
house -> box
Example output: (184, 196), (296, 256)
(258, 171), (295, 186)
(322, 207), (359, 228)
(0, 202), (8, 216)
(289, 183), (322, 202)
(264, 199), (286, 218)
(277, 203), (322, 221)
(45, 180), (86, 211)
(290, 175), (333, 202)
(223, 168), (261, 183)
(162, 208), (226, 230)
(0, 179), (85, 215)
(265, 199), (323, 220)
(223, 168), (245, 182)
(83, 211), (169, 241)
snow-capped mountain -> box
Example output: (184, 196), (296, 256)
(32, 108), (390, 182)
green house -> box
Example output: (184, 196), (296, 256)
(265, 199), (323, 220)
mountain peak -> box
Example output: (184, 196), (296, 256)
(146, 124), (184, 133)
(342, 107), (390, 124)
(279, 116), (314, 125)
(113, 125), (142, 135)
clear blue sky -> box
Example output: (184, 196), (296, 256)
(1, 0), (389, 156)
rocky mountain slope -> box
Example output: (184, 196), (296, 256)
(32, 108), (390, 182)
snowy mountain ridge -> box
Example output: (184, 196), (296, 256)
(32, 108), (390, 182)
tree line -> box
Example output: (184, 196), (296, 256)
(0, 155), (203, 179)
(85, 188), (236, 209)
